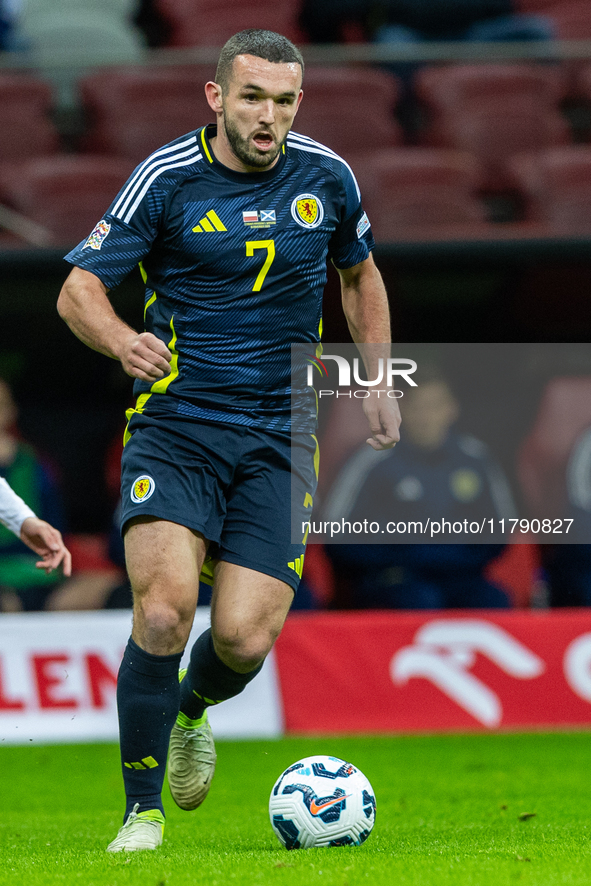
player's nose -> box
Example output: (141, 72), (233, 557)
(258, 99), (275, 124)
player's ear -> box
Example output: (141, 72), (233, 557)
(205, 81), (223, 115)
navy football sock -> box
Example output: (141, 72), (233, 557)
(179, 629), (263, 722)
(117, 637), (182, 819)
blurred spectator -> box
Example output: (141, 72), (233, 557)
(0, 0), (11, 49)
(565, 424), (591, 546)
(0, 376), (68, 609)
(0, 378), (123, 611)
(0, 476), (71, 575)
(300, 1), (554, 47)
(323, 368), (517, 609)
(374, 0), (554, 44)
(545, 424), (591, 605)
(374, 1), (554, 133)
(0, 0), (25, 51)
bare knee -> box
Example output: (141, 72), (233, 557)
(210, 563), (294, 672)
(212, 625), (278, 674)
(133, 592), (196, 655)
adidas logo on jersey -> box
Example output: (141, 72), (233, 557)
(192, 210), (227, 233)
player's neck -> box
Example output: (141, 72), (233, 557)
(208, 131), (280, 175)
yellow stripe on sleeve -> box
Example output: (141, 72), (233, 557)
(200, 127), (213, 163)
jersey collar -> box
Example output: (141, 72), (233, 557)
(201, 124), (286, 183)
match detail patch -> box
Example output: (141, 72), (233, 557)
(291, 194), (324, 229)
(243, 209), (276, 229)
(131, 475), (155, 503)
(83, 219), (111, 250)
(356, 212), (371, 239)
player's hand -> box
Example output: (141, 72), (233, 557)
(119, 332), (172, 381)
(363, 392), (401, 451)
(20, 518), (72, 576)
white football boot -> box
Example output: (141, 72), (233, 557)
(168, 710), (217, 810)
(106, 803), (164, 852)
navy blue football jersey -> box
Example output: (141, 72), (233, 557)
(65, 124), (374, 430)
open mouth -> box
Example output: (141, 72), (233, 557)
(252, 132), (275, 150)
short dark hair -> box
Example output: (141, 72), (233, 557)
(215, 29), (304, 92)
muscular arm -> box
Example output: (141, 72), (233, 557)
(57, 266), (172, 381)
(337, 254), (401, 450)
(339, 252), (391, 345)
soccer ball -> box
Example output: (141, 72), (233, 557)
(269, 755), (376, 849)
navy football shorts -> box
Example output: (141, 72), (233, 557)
(120, 410), (318, 592)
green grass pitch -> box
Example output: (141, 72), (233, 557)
(1, 732), (591, 885)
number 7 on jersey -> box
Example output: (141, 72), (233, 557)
(246, 240), (275, 291)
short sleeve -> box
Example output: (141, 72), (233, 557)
(64, 161), (166, 289)
(328, 161), (375, 270)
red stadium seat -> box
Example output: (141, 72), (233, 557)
(517, 4), (591, 102)
(79, 65), (216, 161)
(485, 540), (541, 609)
(292, 67), (401, 157)
(416, 64), (570, 191)
(356, 148), (490, 241)
(553, 2), (591, 39)
(63, 533), (118, 574)
(156, 0), (302, 46)
(518, 377), (591, 517)
(301, 543), (337, 608)
(509, 145), (591, 232)
(0, 73), (60, 163)
(0, 155), (135, 246)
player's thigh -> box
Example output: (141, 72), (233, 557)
(210, 561), (294, 670)
(124, 516), (207, 635)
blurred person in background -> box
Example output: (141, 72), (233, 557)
(0, 0), (25, 51)
(544, 424), (591, 606)
(300, 0), (553, 134)
(374, 0), (554, 131)
(373, 0), (554, 48)
(0, 377), (70, 610)
(0, 475), (70, 579)
(300, 0), (553, 46)
(324, 367), (517, 608)
(0, 377), (121, 611)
